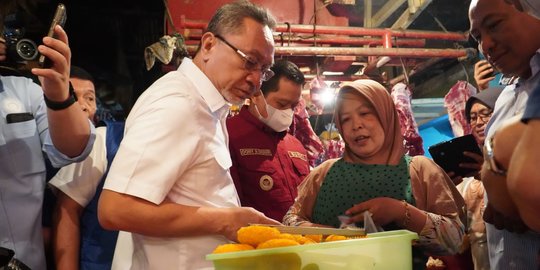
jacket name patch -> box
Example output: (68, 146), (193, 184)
(288, 151), (307, 161)
(240, 148), (272, 156)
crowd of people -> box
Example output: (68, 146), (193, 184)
(0, 0), (539, 269)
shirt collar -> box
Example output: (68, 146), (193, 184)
(178, 58), (230, 114)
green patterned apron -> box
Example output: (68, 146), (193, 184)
(312, 155), (415, 229)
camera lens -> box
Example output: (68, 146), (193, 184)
(15, 39), (38, 61)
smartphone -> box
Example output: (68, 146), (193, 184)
(38, 3), (67, 68)
(428, 134), (482, 178)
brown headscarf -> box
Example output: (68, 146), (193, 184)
(334, 79), (405, 165)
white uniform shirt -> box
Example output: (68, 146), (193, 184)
(104, 58), (239, 270)
(483, 50), (540, 269)
(49, 127), (107, 207)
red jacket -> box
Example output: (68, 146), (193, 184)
(227, 106), (310, 221)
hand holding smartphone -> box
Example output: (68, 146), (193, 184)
(429, 134), (483, 178)
(473, 60), (497, 90)
(38, 3), (67, 68)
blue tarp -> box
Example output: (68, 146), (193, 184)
(419, 114), (455, 158)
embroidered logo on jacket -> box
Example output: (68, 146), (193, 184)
(240, 148), (272, 156)
(288, 151), (307, 161)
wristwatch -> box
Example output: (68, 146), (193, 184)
(484, 135), (507, 176)
(44, 82), (78, 111)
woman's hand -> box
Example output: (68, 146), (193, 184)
(446, 151), (484, 185)
(344, 197), (403, 226)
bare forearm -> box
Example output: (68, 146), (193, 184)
(98, 190), (222, 237)
(47, 104), (91, 157)
(53, 194), (83, 270)
(98, 190), (278, 240)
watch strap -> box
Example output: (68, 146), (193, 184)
(44, 82), (78, 111)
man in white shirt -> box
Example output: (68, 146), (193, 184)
(469, 0), (540, 268)
(485, 0), (540, 232)
(98, 1), (280, 269)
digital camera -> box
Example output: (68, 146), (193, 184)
(2, 13), (39, 63)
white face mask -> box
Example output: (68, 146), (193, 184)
(256, 103), (294, 132)
(520, 0), (540, 19)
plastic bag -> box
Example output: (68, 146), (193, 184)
(337, 211), (384, 234)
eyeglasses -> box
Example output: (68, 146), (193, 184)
(470, 109), (493, 125)
(214, 34), (274, 81)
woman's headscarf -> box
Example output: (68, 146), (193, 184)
(334, 79), (405, 165)
(464, 86), (504, 122)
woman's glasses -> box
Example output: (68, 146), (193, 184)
(470, 109), (493, 125)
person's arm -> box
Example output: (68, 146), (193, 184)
(481, 119), (523, 219)
(53, 192), (84, 270)
(98, 190), (279, 241)
(282, 160), (337, 227)
(31, 25), (90, 157)
(409, 156), (467, 255)
(345, 197), (427, 234)
(507, 119), (540, 232)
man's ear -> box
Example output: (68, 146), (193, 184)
(200, 32), (217, 60)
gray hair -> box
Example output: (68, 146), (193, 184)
(206, 0), (276, 36)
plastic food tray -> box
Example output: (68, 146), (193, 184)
(206, 230), (418, 270)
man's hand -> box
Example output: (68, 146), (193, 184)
(483, 203), (528, 233)
(474, 60), (496, 91)
(31, 25), (71, 102)
(223, 207), (281, 242)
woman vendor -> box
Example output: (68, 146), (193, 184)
(283, 79), (467, 267)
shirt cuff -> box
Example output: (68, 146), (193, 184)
(43, 118), (96, 167)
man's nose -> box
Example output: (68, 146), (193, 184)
(78, 101), (88, 112)
(245, 72), (262, 94)
(479, 33), (496, 57)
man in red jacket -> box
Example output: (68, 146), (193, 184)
(227, 60), (309, 221)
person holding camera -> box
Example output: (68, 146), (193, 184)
(0, 25), (95, 270)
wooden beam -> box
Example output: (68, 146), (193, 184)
(371, 0), (407, 28)
(392, 0), (433, 29)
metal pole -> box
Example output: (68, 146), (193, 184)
(185, 45), (473, 59)
(179, 20), (468, 42)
